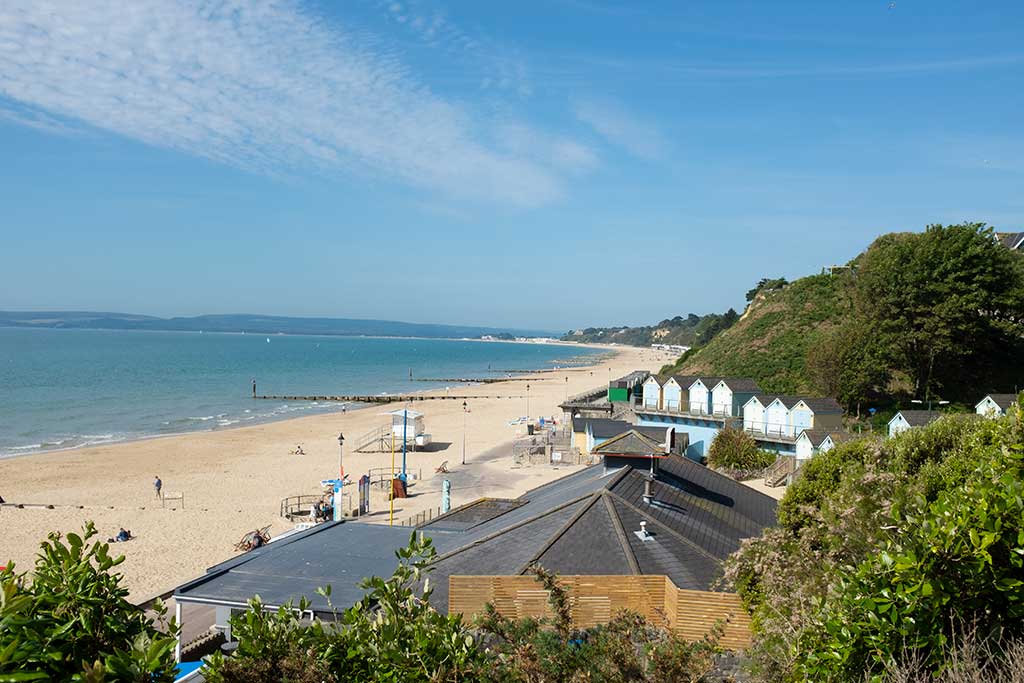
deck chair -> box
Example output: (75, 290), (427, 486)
(435, 460), (449, 474)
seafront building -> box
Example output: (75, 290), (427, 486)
(976, 393), (1019, 417)
(171, 446), (773, 664)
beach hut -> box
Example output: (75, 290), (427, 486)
(742, 395), (775, 435)
(887, 410), (940, 437)
(975, 394), (1019, 417)
(687, 378), (720, 415)
(640, 375), (664, 409)
(710, 378), (760, 417)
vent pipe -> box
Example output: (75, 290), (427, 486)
(643, 477), (653, 505)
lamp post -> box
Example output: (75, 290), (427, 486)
(911, 398), (949, 415)
(525, 383), (530, 420)
(564, 376), (569, 403)
(462, 400), (468, 465)
(337, 432), (345, 481)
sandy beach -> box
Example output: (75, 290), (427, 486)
(0, 343), (675, 600)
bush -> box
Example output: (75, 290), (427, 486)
(796, 441), (1024, 680)
(0, 522), (177, 682)
(706, 426), (774, 474)
(725, 404), (1024, 682)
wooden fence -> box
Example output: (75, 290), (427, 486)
(449, 575), (752, 650)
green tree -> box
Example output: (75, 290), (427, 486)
(853, 223), (1024, 402)
(0, 522), (177, 682)
(707, 426), (774, 472)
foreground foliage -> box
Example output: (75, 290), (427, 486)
(206, 535), (724, 683)
(0, 522), (177, 682)
(725, 403), (1024, 682)
(707, 426), (774, 475)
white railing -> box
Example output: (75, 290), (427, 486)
(743, 421), (801, 440)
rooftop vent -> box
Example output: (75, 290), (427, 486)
(643, 478), (653, 505)
(634, 520), (653, 542)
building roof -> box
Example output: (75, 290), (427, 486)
(890, 410), (942, 427)
(998, 232), (1024, 250)
(825, 431), (858, 445)
(175, 453), (778, 617)
(387, 409), (424, 418)
(667, 374), (700, 388)
(688, 377), (722, 390)
(644, 374), (668, 386)
(712, 378), (761, 393)
(796, 429), (831, 447)
(420, 455), (778, 611)
(792, 397), (843, 413)
(591, 429), (667, 456)
(978, 394), (1019, 411)
(572, 417), (631, 438)
(173, 521), (416, 612)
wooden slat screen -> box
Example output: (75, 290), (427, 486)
(450, 575), (751, 650)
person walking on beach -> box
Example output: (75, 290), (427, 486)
(153, 475), (162, 499)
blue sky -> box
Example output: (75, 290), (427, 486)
(1, 1), (1022, 331)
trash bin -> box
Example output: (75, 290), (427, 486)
(527, 424), (535, 435)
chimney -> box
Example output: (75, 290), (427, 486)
(664, 427), (673, 454)
(643, 477), (653, 505)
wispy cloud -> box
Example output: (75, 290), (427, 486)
(0, 0), (569, 206)
(574, 99), (666, 160)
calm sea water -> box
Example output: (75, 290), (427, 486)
(0, 328), (599, 457)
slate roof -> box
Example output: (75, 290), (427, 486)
(690, 377), (722, 390)
(645, 374), (668, 386)
(825, 431), (858, 445)
(173, 455), (778, 617)
(572, 417), (630, 437)
(891, 410), (942, 427)
(713, 378), (761, 392)
(591, 429), (667, 456)
(793, 397), (843, 413)
(420, 454), (778, 612)
(999, 232), (1024, 250)
(980, 394), (1019, 411)
(173, 521), (416, 613)
(667, 374), (700, 387)
(797, 429), (831, 447)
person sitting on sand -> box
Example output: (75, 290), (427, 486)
(116, 528), (132, 542)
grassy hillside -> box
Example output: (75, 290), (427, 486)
(661, 272), (851, 394)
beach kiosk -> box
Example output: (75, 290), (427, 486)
(388, 409), (430, 449)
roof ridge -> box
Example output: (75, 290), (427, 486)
(515, 493), (605, 575)
(603, 492), (641, 574)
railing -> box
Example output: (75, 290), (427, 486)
(280, 494), (324, 520)
(354, 424), (390, 452)
(764, 456), (797, 487)
(743, 422), (801, 441)
(633, 399), (732, 419)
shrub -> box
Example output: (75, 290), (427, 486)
(796, 441), (1024, 680)
(707, 426), (774, 474)
(0, 522), (178, 682)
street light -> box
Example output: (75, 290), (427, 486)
(525, 383), (530, 419)
(564, 376), (569, 403)
(462, 400), (468, 465)
(911, 398), (949, 414)
(337, 432), (345, 481)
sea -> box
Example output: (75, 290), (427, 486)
(0, 328), (601, 457)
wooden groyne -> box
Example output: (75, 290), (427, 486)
(255, 394), (523, 404)
(411, 376), (553, 384)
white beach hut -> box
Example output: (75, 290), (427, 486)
(641, 376), (663, 409)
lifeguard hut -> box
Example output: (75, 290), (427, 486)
(389, 409), (430, 448)
(354, 408), (431, 452)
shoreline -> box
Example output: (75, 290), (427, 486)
(0, 343), (676, 599)
(0, 335), (613, 460)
